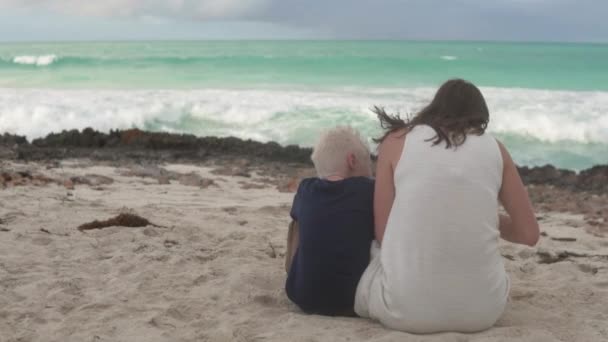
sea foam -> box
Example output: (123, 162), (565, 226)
(12, 55), (58, 66)
(0, 86), (606, 169)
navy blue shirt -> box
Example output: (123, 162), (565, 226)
(286, 177), (375, 316)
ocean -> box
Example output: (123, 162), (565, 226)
(0, 40), (607, 170)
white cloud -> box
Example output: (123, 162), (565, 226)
(0, 0), (271, 19)
(195, 0), (269, 19)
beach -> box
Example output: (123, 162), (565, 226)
(1, 132), (607, 342)
(1, 39), (607, 342)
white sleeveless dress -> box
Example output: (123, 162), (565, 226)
(355, 125), (509, 333)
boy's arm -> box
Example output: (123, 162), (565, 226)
(285, 183), (302, 273)
(284, 220), (299, 273)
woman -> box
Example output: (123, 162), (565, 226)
(355, 79), (539, 333)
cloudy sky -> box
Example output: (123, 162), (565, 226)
(0, 0), (607, 42)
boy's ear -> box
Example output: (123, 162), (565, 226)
(347, 153), (357, 170)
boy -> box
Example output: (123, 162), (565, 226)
(285, 126), (375, 316)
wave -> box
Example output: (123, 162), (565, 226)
(3, 53), (460, 69)
(3, 55), (287, 68)
(12, 55), (58, 66)
(0, 86), (606, 169)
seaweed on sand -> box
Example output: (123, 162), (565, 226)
(78, 213), (161, 232)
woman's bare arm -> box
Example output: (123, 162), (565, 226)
(374, 133), (404, 244)
(497, 141), (540, 246)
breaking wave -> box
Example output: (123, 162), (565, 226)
(0, 86), (606, 170)
(12, 55), (58, 66)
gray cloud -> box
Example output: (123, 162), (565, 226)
(260, 0), (608, 41)
(0, 0), (607, 41)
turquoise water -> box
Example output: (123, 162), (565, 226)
(1, 41), (608, 90)
(1, 41), (607, 169)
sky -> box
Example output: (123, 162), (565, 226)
(0, 0), (607, 42)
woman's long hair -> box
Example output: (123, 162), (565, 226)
(374, 79), (490, 148)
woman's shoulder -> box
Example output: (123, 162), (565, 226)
(379, 128), (408, 152)
(378, 128), (406, 151)
(381, 124), (434, 144)
(376, 129), (409, 170)
(387, 127), (409, 139)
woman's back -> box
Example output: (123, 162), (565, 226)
(355, 125), (509, 333)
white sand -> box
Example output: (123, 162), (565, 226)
(1, 161), (607, 342)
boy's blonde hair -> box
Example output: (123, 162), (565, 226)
(311, 126), (371, 178)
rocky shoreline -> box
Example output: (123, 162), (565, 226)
(1, 128), (607, 194)
(1, 128), (311, 164)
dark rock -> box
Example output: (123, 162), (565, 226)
(577, 165), (608, 193)
(32, 128), (107, 148)
(24, 128), (312, 164)
(517, 165), (577, 188)
(0, 133), (27, 146)
(3, 128), (607, 194)
(0, 170), (57, 187)
(518, 164), (607, 194)
(17, 171), (32, 179)
(0, 147), (17, 159)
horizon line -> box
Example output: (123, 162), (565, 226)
(1, 38), (607, 45)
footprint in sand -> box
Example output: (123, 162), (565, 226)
(253, 294), (277, 306)
(133, 244), (151, 253)
(143, 227), (160, 237)
(578, 263), (599, 275)
(222, 207), (238, 215)
(217, 231), (247, 242)
(163, 239), (179, 248)
(193, 274), (209, 285)
(31, 236), (53, 246)
(149, 305), (198, 331)
(593, 280), (608, 288)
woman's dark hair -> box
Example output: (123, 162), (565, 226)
(374, 79), (489, 148)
